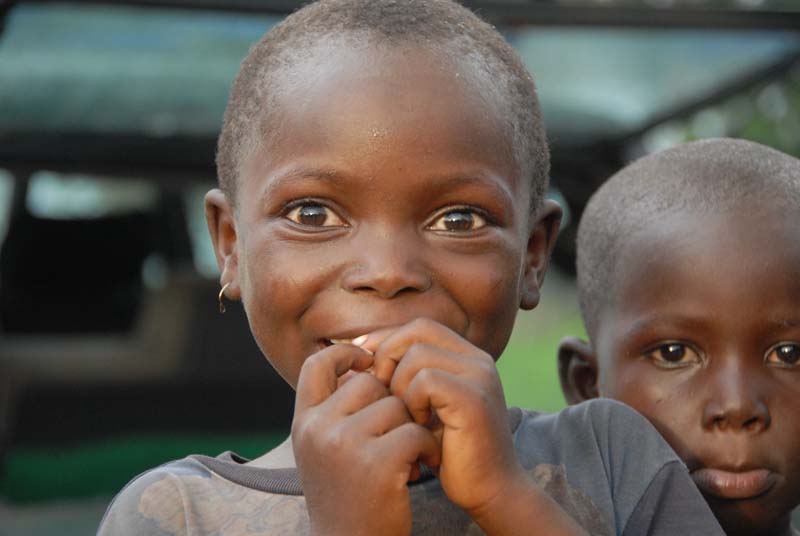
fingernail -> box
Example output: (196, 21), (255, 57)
(352, 335), (368, 346)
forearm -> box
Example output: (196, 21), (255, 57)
(468, 472), (588, 536)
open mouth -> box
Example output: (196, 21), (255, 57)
(691, 468), (777, 500)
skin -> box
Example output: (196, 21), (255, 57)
(206, 41), (581, 535)
(559, 206), (800, 536)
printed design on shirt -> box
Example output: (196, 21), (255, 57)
(138, 472), (309, 535)
(528, 463), (613, 536)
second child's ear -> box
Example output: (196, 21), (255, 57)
(205, 188), (241, 301)
(557, 336), (599, 404)
(520, 199), (562, 310)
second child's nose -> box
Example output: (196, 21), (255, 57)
(701, 362), (771, 434)
(340, 231), (431, 299)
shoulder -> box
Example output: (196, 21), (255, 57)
(515, 398), (679, 465)
(98, 457), (206, 535)
(512, 400), (715, 534)
(98, 456), (310, 535)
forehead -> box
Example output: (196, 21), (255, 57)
(610, 207), (800, 322)
(241, 39), (521, 196)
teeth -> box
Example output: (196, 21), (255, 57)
(329, 338), (353, 345)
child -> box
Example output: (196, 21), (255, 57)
(99, 1), (723, 534)
(559, 138), (800, 536)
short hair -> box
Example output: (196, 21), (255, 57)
(216, 0), (549, 210)
(577, 138), (800, 339)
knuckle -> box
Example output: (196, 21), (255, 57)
(324, 424), (350, 452)
(405, 342), (428, 360)
(414, 367), (437, 385)
(474, 359), (497, 379)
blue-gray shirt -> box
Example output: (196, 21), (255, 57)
(98, 399), (723, 535)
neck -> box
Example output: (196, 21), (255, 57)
(245, 435), (296, 469)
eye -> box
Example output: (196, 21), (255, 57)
(285, 202), (346, 228)
(643, 342), (702, 368)
(765, 343), (800, 367)
(428, 208), (488, 232)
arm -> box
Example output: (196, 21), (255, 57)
(364, 319), (587, 536)
(291, 343), (439, 536)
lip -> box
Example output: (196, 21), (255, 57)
(691, 467), (777, 500)
(317, 324), (404, 350)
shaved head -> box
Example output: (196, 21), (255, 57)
(216, 0), (549, 211)
(577, 138), (800, 339)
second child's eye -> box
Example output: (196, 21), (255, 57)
(285, 203), (346, 228)
(644, 343), (701, 368)
(765, 343), (800, 367)
(428, 209), (487, 232)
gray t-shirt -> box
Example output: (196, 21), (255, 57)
(98, 399), (723, 535)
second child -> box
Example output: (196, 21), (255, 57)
(560, 138), (800, 536)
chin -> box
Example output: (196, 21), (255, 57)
(707, 497), (791, 536)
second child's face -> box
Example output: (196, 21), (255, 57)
(213, 44), (552, 388)
(594, 208), (800, 535)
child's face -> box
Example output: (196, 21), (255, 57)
(207, 44), (558, 388)
(591, 208), (800, 534)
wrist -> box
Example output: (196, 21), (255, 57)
(467, 468), (586, 536)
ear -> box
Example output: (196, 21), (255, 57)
(520, 199), (562, 310)
(557, 336), (599, 404)
(205, 188), (241, 301)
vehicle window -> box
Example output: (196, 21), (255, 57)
(0, 4), (281, 137)
(510, 27), (800, 143)
(26, 171), (159, 219)
(640, 64), (800, 155)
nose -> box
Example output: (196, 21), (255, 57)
(340, 227), (432, 299)
(702, 360), (770, 434)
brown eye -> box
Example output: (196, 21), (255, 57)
(429, 209), (487, 232)
(285, 203), (345, 227)
(765, 343), (800, 367)
(645, 343), (701, 368)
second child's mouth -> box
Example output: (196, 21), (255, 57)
(691, 467), (777, 500)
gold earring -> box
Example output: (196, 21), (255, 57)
(218, 282), (231, 314)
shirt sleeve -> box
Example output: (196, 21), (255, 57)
(622, 460), (724, 536)
(97, 469), (186, 536)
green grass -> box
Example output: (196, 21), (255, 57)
(498, 313), (586, 413)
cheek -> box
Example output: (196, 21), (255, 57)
(600, 360), (698, 451)
(444, 247), (522, 356)
(237, 238), (336, 382)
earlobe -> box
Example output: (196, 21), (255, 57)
(557, 336), (599, 404)
(205, 188), (241, 300)
(520, 199), (562, 310)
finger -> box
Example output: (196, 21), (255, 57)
(402, 367), (489, 430)
(378, 421), (442, 470)
(294, 345), (374, 413)
(370, 319), (481, 384)
(336, 369), (359, 389)
(389, 344), (477, 398)
(350, 326), (398, 356)
(342, 394), (414, 436)
(324, 372), (389, 417)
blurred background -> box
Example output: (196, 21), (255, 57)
(0, 0), (799, 533)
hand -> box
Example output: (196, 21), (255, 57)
(359, 319), (517, 511)
(291, 343), (440, 536)
(362, 319), (586, 535)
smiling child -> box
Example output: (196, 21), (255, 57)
(99, 1), (723, 534)
(559, 138), (800, 536)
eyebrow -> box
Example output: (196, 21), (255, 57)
(619, 314), (712, 338)
(262, 165), (516, 207)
